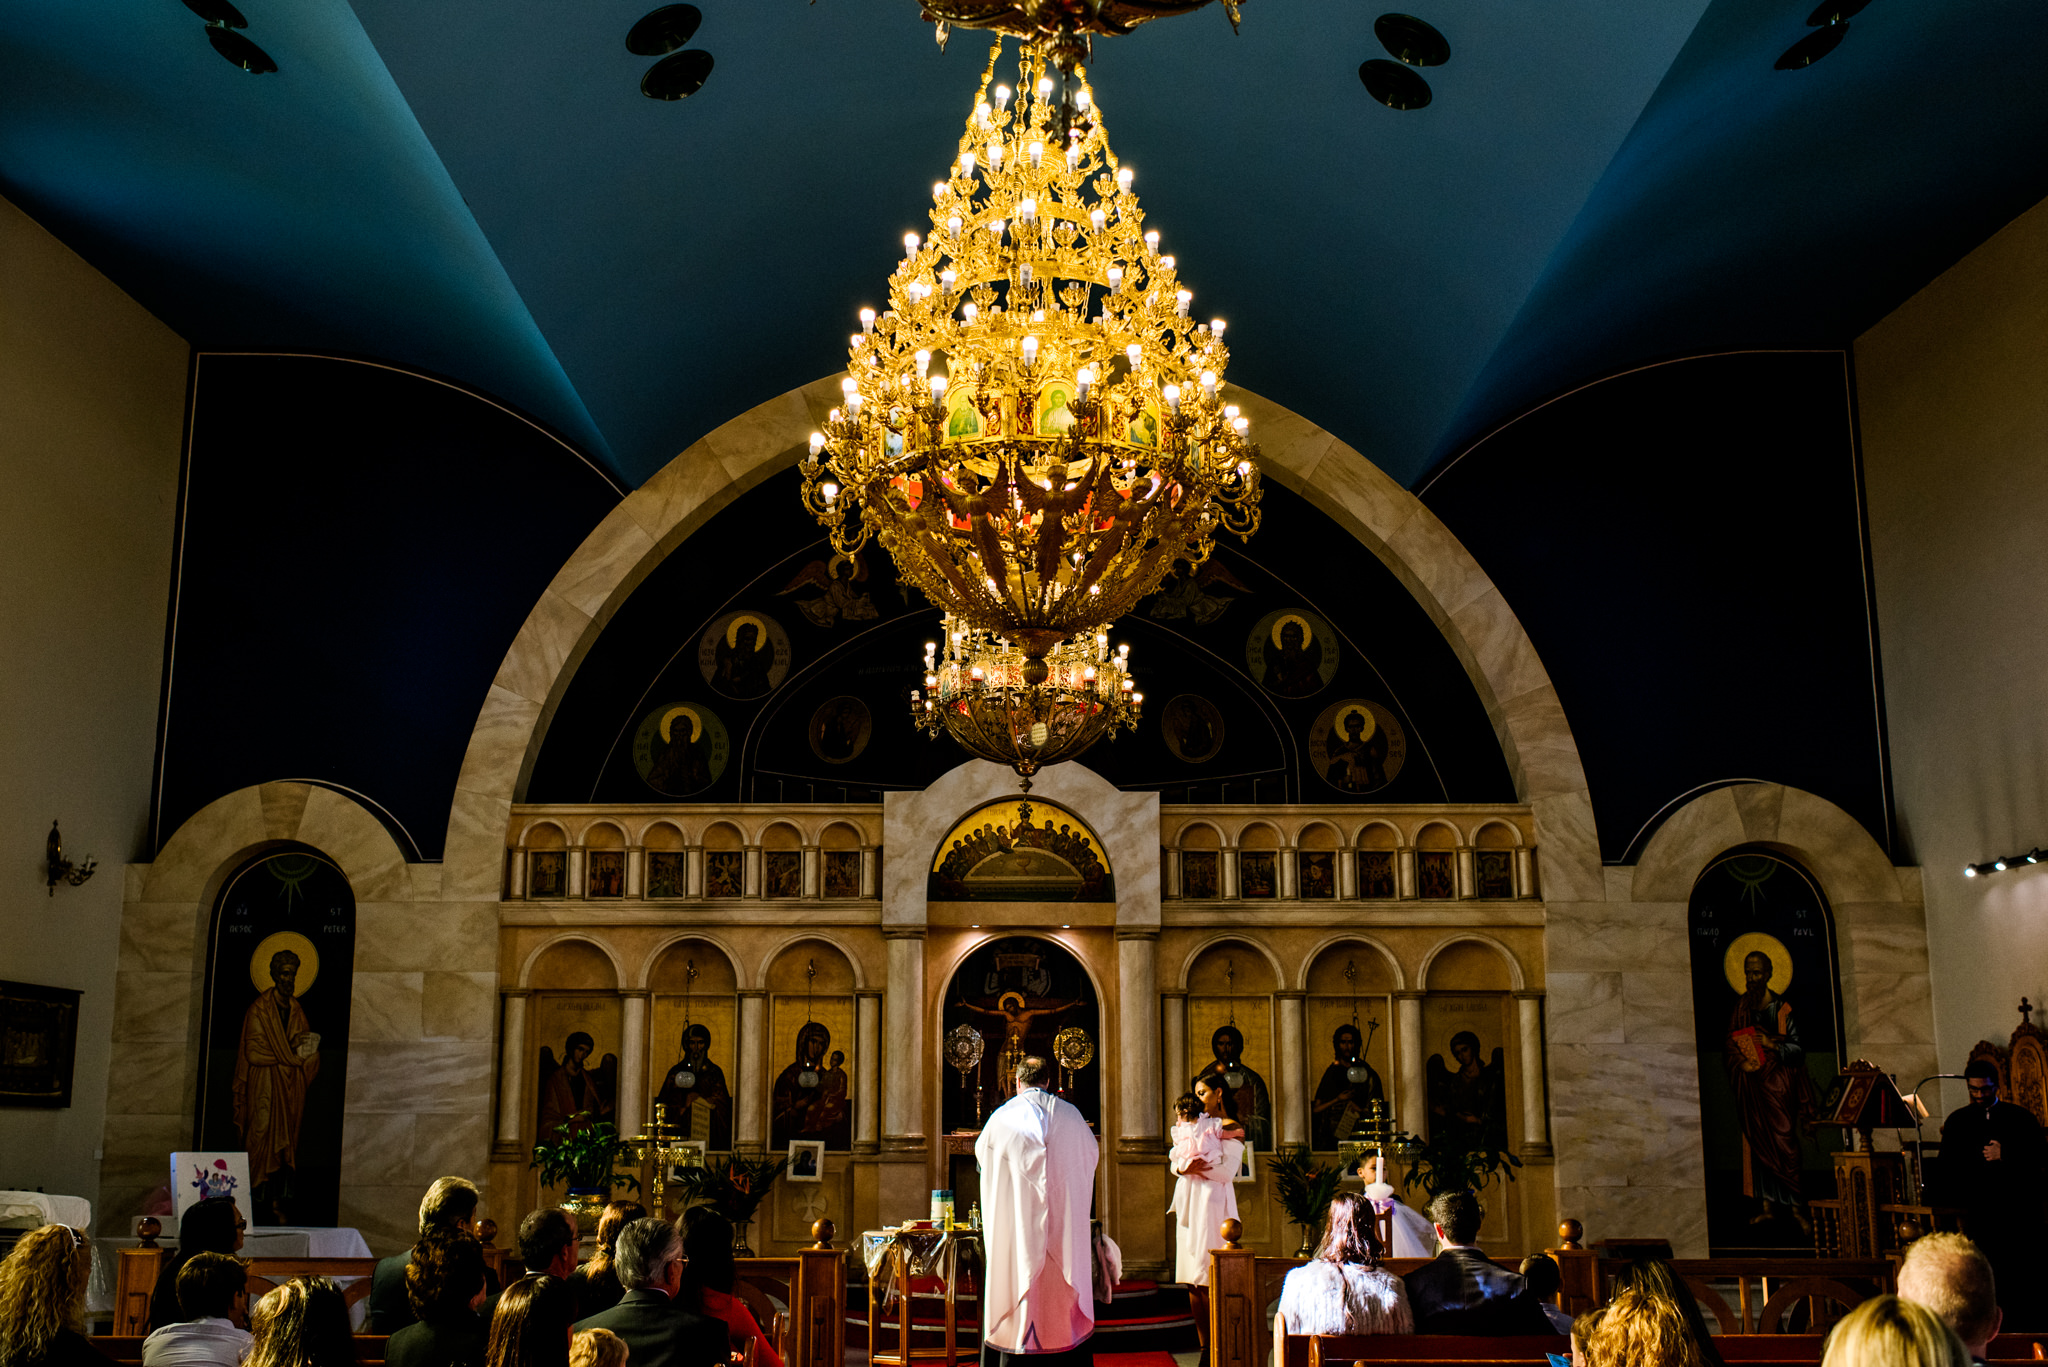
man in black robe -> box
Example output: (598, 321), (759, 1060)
(1939, 1058), (2047, 1326)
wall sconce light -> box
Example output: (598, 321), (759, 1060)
(1962, 847), (2046, 879)
(45, 820), (96, 897)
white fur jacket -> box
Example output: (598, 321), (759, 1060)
(1276, 1260), (1415, 1337)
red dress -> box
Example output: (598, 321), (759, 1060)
(700, 1288), (783, 1367)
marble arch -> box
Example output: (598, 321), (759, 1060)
(1173, 932), (1290, 992)
(515, 933), (626, 990)
(1293, 933), (1408, 993)
(438, 377), (1599, 907)
(635, 931), (745, 993)
(755, 931), (871, 991)
(1417, 931), (1528, 992)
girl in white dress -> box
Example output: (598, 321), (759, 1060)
(1169, 1079), (1246, 1284)
(1359, 1155), (1437, 1259)
(1275, 1192), (1413, 1348)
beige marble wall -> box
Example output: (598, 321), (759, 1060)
(102, 783), (497, 1255)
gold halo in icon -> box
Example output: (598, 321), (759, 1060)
(1723, 932), (1792, 995)
(250, 931), (320, 993)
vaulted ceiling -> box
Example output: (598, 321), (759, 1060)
(5, 0), (2045, 489)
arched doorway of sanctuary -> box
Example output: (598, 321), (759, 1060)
(882, 758), (1170, 1275)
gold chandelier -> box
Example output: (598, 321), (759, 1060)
(912, 614), (1142, 790)
(801, 40), (1262, 780)
(916, 0), (1245, 74)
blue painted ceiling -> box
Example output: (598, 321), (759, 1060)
(4, 0), (2045, 488)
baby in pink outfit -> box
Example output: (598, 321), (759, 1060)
(1169, 1092), (1223, 1172)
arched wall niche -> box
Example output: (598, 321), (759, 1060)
(763, 939), (859, 1152)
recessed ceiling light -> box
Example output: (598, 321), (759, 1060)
(207, 27), (276, 73)
(1375, 14), (1449, 67)
(642, 48), (713, 100)
(1805, 0), (1870, 24)
(1775, 23), (1847, 68)
(627, 4), (703, 57)
(181, 0), (247, 27)
(1359, 59), (1431, 110)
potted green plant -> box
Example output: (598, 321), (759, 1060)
(531, 1112), (640, 1231)
(1268, 1150), (1345, 1257)
(1391, 1130), (1521, 1201)
(667, 1152), (788, 1254)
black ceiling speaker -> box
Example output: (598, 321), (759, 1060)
(1375, 14), (1449, 67)
(627, 5), (703, 57)
(1775, 23), (1847, 69)
(1359, 59), (1431, 110)
(180, 0), (248, 27)
(207, 26), (276, 72)
(1806, 0), (1871, 24)
(642, 48), (713, 100)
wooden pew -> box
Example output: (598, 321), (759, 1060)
(244, 1258), (381, 1311)
(733, 1219), (845, 1367)
(1307, 1335), (1835, 1366)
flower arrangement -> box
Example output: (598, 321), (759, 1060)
(531, 1112), (641, 1194)
(1267, 1150), (1345, 1256)
(667, 1151), (788, 1225)
(1391, 1131), (1520, 1200)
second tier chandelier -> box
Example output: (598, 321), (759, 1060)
(801, 39), (1263, 780)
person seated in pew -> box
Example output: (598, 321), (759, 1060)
(1896, 1233), (2001, 1367)
(1818, 1295), (1968, 1367)
(1398, 1191), (1553, 1336)
(1275, 1192), (1412, 1351)
(372, 1180), (483, 1334)
(571, 1206), (645, 1321)
(143, 1253), (253, 1367)
(484, 1275), (578, 1367)
(487, 1214), (579, 1323)
(245, 1277), (357, 1367)
(570, 1220), (722, 1367)
(1517, 1256), (1575, 1336)
(568, 1331), (626, 1367)
(0, 1225), (98, 1367)
(1579, 1260), (1720, 1367)
(676, 1215), (782, 1367)
(149, 1198), (247, 1333)
(1569, 1307), (1603, 1367)
(387, 1236), (489, 1367)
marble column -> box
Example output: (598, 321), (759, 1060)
(737, 990), (767, 1150)
(568, 848), (587, 899)
(687, 847), (704, 898)
(743, 846), (762, 899)
(883, 931), (927, 1144)
(1163, 848), (1181, 900)
(625, 847), (646, 899)
(1395, 991), (1425, 1137)
(1515, 992), (1551, 1155)
(1221, 849), (1240, 900)
(860, 847), (879, 899)
(619, 992), (649, 1134)
(495, 992), (530, 1156)
(801, 845), (821, 899)
(855, 990), (882, 1153)
(1337, 847), (1356, 900)
(508, 849), (527, 899)
(1275, 990), (1307, 1149)
(1455, 848), (1476, 899)
(1161, 992), (1188, 1129)
(1397, 848), (1417, 900)
(1278, 848), (1298, 900)
(1515, 847), (1537, 899)
(1116, 931), (1161, 1143)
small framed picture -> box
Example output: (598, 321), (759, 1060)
(1234, 1139), (1256, 1184)
(665, 1141), (707, 1182)
(1336, 1141), (1370, 1182)
(787, 1140), (825, 1182)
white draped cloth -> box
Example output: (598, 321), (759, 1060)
(974, 1086), (1099, 1355)
(1364, 1182), (1437, 1259)
(1169, 1116), (1243, 1284)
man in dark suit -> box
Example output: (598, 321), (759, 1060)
(1401, 1191), (1555, 1336)
(1938, 1059), (2047, 1327)
(484, 1208), (581, 1322)
(370, 1177), (482, 1333)
(572, 1218), (726, 1367)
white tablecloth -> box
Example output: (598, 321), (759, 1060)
(0, 1191), (93, 1231)
(87, 1226), (374, 1319)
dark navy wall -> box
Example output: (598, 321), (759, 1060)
(1421, 350), (1891, 863)
(154, 353), (621, 859)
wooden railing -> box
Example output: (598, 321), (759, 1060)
(111, 1251), (379, 1336)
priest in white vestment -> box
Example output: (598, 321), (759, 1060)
(974, 1055), (1099, 1367)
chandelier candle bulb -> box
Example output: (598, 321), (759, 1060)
(930, 373), (949, 399)
(994, 84), (1012, 110)
(1107, 265), (1123, 291)
(1163, 383), (1181, 414)
(1117, 166), (1133, 191)
(1200, 369), (1217, 399)
(915, 349), (932, 377)
(934, 182), (949, 201)
(988, 139), (1004, 168)
(860, 308), (876, 332)
(1028, 140), (1044, 169)
(1020, 335), (1038, 367)
(1066, 143), (1081, 170)
(1125, 342), (1141, 368)
(1177, 290), (1193, 316)
(1038, 76), (1053, 97)
(960, 150), (977, 175)
(1144, 229), (1159, 254)
(1019, 197), (1036, 225)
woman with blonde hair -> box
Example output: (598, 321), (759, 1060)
(1585, 1258), (1722, 1367)
(1820, 1296), (1968, 1367)
(243, 1277), (357, 1367)
(570, 1202), (645, 1318)
(0, 1225), (96, 1367)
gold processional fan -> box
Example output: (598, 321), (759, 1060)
(1053, 1024), (1095, 1093)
